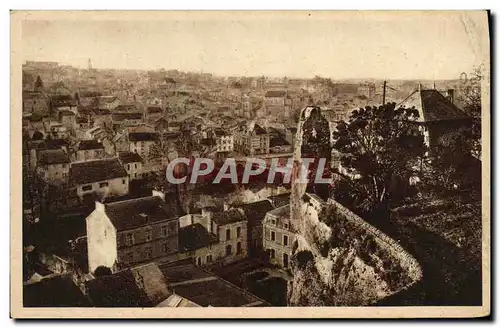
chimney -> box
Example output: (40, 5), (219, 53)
(95, 201), (105, 213)
(446, 89), (454, 104)
(152, 190), (165, 201)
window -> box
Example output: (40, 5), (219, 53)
(145, 246), (152, 259)
(161, 243), (168, 253)
(82, 185), (92, 192)
(145, 230), (152, 242)
(271, 231), (276, 241)
(225, 244), (232, 256)
(134, 163), (138, 169)
(161, 225), (168, 237)
(226, 228), (231, 240)
(271, 219), (276, 225)
(122, 179), (126, 184)
(237, 227), (241, 238)
(283, 253), (289, 268)
(284, 223), (289, 229)
(207, 255), (213, 263)
(270, 248), (276, 259)
(99, 182), (109, 188)
(126, 233), (135, 246)
(127, 164), (130, 170)
(283, 235), (289, 246)
(236, 242), (242, 254)
(197, 257), (202, 266)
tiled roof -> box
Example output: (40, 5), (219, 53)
(179, 223), (219, 252)
(114, 104), (138, 112)
(37, 149), (70, 165)
(24, 274), (92, 307)
(212, 208), (246, 225)
(158, 262), (268, 307)
(129, 132), (159, 142)
(78, 139), (104, 151)
(118, 151), (143, 164)
(237, 200), (274, 225)
(87, 263), (171, 307)
(398, 89), (470, 123)
(69, 158), (127, 185)
(104, 195), (180, 231)
(265, 90), (287, 98)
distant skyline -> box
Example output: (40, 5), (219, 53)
(21, 11), (488, 80)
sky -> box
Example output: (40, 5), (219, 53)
(20, 11), (489, 80)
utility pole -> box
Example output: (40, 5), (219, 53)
(382, 80), (387, 105)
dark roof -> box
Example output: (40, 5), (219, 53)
(118, 151), (143, 164)
(46, 139), (68, 150)
(270, 136), (291, 147)
(104, 195), (181, 231)
(286, 127), (297, 133)
(267, 193), (291, 208)
(212, 208), (246, 225)
(112, 112), (143, 121)
(147, 106), (163, 114)
(37, 149), (70, 165)
(164, 77), (176, 84)
(237, 200), (274, 225)
(253, 124), (267, 135)
(129, 132), (159, 142)
(24, 274), (92, 307)
(265, 90), (287, 98)
(69, 158), (128, 185)
(59, 110), (75, 116)
(93, 108), (111, 115)
(158, 262), (267, 307)
(179, 223), (219, 252)
(398, 89), (470, 123)
(114, 104), (138, 112)
(78, 139), (104, 151)
(87, 263), (171, 307)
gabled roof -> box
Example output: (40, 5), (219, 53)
(114, 104), (138, 112)
(179, 223), (219, 252)
(87, 263), (171, 307)
(265, 90), (287, 98)
(267, 193), (291, 208)
(69, 158), (127, 185)
(397, 89), (470, 123)
(252, 124), (267, 135)
(212, 208), (246, 225)
(128, 132), (159, 142)
(237, 200), (274, 225)
(104, 195), (181, 231)
(78, 139), (104, 151)
(269, 135), (291, 148)
(37, 149), (70, 165)
(118, 151), (143, 164)
(24, 274), (92, 307)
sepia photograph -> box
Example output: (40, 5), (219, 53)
(10, 10), (490, 318)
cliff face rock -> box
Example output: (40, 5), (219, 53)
(288, 106), (422, 306)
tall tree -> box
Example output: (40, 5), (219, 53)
(458, 66), (482, 158)
(34, 75), (44, 91)
(332, 103), (427, 215)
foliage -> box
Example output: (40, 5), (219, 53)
(332, 102), (427, 215)
(94, 266), (112, 277)
(457, 66), (482, 158)
(34, 75), (44, 90)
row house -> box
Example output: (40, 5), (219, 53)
(93, 109), (113, 129)
(49, 95), (77, 116)
(58, 110), (77, 132)
(214, 129), (234, 153)
(129, 132), (160, 159)
(112, 112), (144, 130)
(118, 151), (144, 181)
(69, 158), (129, 200)
(262, 204), (294, 269)
(74, 140), (106, 162)
(86, 190), (181, 273)
(36, 148), (71, 186)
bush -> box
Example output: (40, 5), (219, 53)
(294, 250), (314, 270)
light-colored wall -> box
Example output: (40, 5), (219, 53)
(216, 221), (248, 264)
(124, 161), (143, 180)
(86, 203), (118, 274)
(75, 149), (105, 162)
(76, 176), (129, 199)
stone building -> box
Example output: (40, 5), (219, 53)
(262, 204), (295, 269)
(85, 190), (181, 273)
